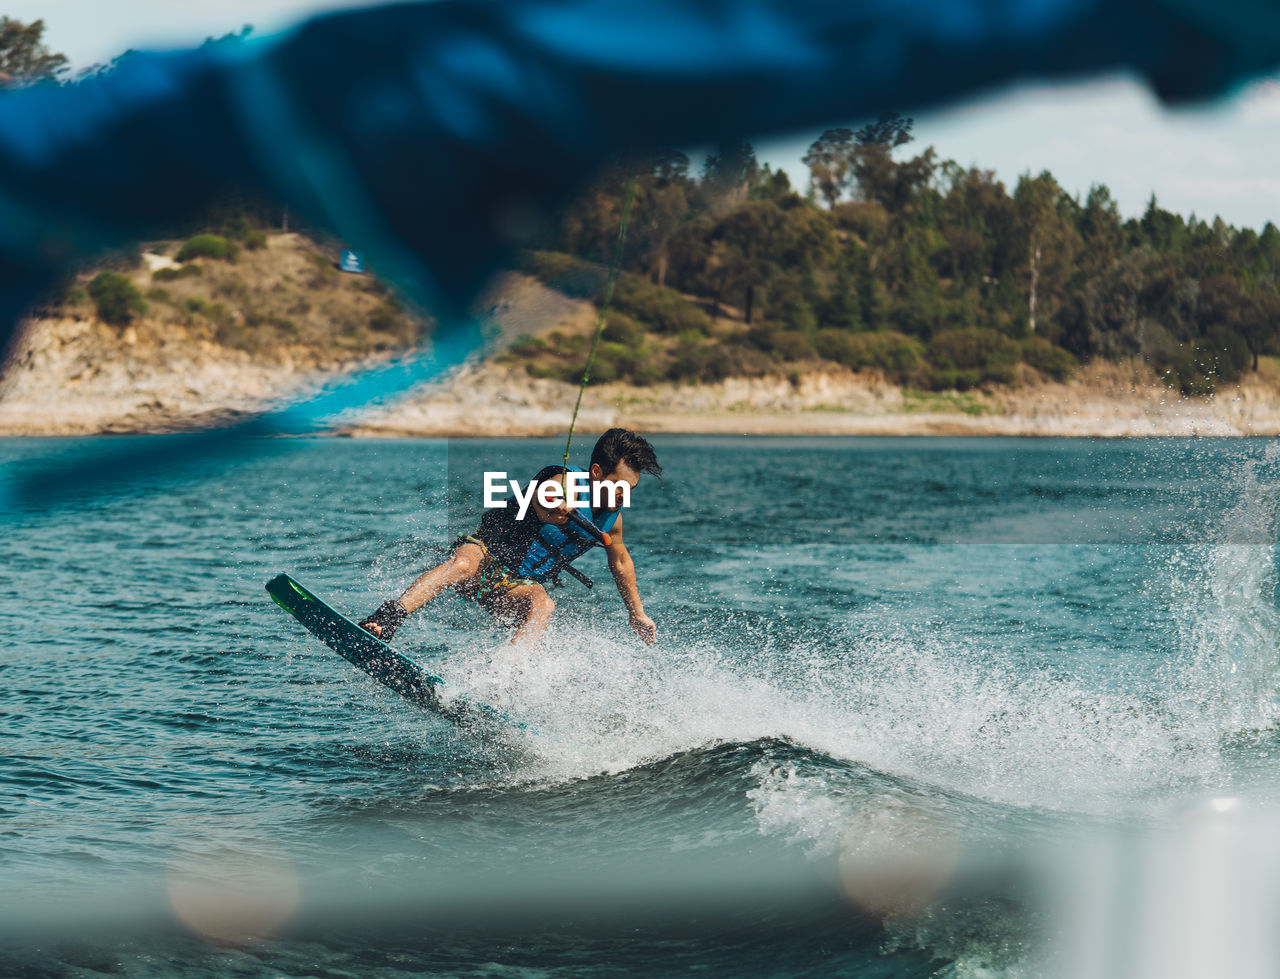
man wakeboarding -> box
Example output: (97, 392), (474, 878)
(359, 428), (662, 646)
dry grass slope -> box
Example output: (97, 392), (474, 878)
(0, 233), (429, 434)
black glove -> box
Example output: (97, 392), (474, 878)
(359, 600), (409, 641)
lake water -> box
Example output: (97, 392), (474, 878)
(5, 435), (1280, 977)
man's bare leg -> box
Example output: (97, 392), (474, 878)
(399, 543), (485, 612)
(362, 543), (484, 638)
(491, 583), (555, 646)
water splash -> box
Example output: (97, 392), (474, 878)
(1160, 442), (1280, 736)
(416, 446), (1280, 833)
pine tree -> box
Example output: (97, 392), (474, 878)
(822, 248), (863, 331)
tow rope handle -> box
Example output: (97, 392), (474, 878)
(562, 565), (594, 589)
(565, 508), (611, 548)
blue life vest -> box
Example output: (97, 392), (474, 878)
(515, 465), (619, 583)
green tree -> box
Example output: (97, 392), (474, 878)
(0, 18), (68, 85)
(1012, 172), (1078, 334)
(555, 166), (638, 264)
(821, 248), (863, 331)
(526, 121), (1276, 397)
(1139, 262), (1200, 343)
(1238, 290), (1280, 372)
(1140, 194), (1189, 253)
(1077, 184), (1124, 274)
(938, 165), (1011, 285)
(752, 165), (794, 202)
(699, 238), (751, 319)
(851, 145), (937, 216)
(853, 245), (884, 329)
(802, 128), (855, 209)
(1199, 274), (1277, 372)
(845, 112), (928, 215)
(1258, 223), (1280, 280)
(651, 149), (690, 185)
(854, 112), (914, 149)
(701, 139), (759, 210)
(633, 176), (689, 286)
(764, 270), (819, 336)
(1056, 253), (1147, 361)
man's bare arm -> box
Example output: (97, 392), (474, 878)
(605, 513), (657, 644)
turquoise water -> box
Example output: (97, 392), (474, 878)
(5, 436), (1280, 976)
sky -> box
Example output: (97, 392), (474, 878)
(13, 0), (1280, 230)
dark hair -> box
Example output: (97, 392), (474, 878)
(591, 428), (662, 478)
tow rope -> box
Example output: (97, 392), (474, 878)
(561, 172), (638, 475)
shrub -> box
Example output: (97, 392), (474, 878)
(613, 275), (711, 335)
(204, 301), (231, 327)
(1160, 345), (1215, 396)
(88, 272), (146, 325)
(368, 302), (401, 334)
(176, 233), (238, 262)
(507, 335), (548, 357)
(827, 331), (874, 370)
(598, 340), (648, 380)
(771, 295), (817, 336)
(681, 340), (773, 380)
(145, 287), (172, 304)
(742, 326), (815, 361)
(580, 341), (640, 384)
(1159, 330), (1251, 395)
(667, 342), (735, 382)
(815, 330), (924, 375)
(521, 250), (606, 299)
(1020, 337), (1077, 381)
(526, 363), (563, 380)
(244, 311), (299, 337)
(831, 201), (890, 243)
(601, 311), (645, 347)
(1201, 326), (1251, 385)
(306, 251), (336, 272)
(926, 328), (1021, 386)
(242, 230), (268, 250)
(927, 367), (986, 391)
(868, 332), (926, 373)
(152, 263), (202, 282)
(214, 279), (248, 301)
(762, 329), (815, 361)
(630, 362), (665, 386)
(217, 214), (253, 242)
(549, 330), (586, 354)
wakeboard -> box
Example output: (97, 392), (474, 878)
(266, 573), (512, 728)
